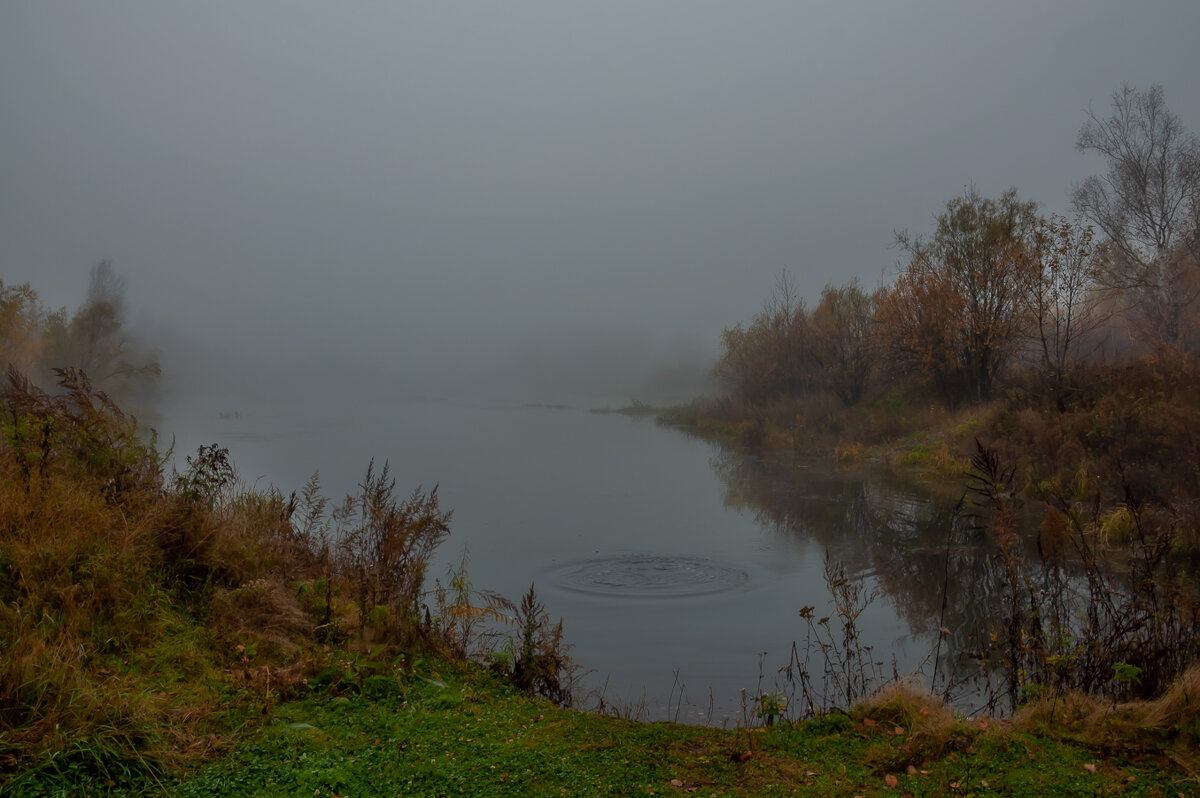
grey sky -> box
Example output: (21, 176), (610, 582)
(2, 2), (1198, 398)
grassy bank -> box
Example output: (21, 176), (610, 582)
(0, 368), (569, 793)
(12, 660), (1199, 796)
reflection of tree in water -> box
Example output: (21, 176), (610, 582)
(710, 446), (1022, 688)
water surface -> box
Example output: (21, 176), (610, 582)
(165, 393), (978, 723)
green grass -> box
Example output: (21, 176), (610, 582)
(15, 663), (1189, 798)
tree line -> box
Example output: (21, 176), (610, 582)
(715, 85), (1200, 410)
(0, 260), (160, 407)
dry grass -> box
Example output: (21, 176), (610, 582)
(1014, 666), (1200, 769)
(1, 368), (475, 788)
(856, 681), (957, 736)
(0, 370), (326, 782)
(850, 681), (963, 771)
(208, 576), (315, 660)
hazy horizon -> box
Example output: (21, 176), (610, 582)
(3, 2), (1199, 401)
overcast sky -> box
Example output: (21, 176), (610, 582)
(2, 2), (1198, 399)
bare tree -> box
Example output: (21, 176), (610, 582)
(1027, 215), (1108, 410)
(1074, 84), (1200, 346)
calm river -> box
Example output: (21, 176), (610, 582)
(164, 392), (989, 725)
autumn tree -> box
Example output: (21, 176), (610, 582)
(876, 253), (966, 403)
(880, 189), (1041, 404)
(713, 272), (813, 402)
(808, 279), (877, 406)
(1073, 84), (1200, 347)
(0, 282), (46, 375)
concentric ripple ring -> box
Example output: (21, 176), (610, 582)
(544, 554), (750, 598)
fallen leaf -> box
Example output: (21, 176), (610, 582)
(884, 773), (899, 788)
(893, 726), (905, 735)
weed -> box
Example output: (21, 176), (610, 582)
(498, 584), (576, 707)
(0, 368), (482, 789)
(779, 556), (890, 719)
(964, 440), (1200, 712)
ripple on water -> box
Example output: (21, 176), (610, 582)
(543, 554), (750, 599)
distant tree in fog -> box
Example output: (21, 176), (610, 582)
(713, 272), (813, 401)
(1026, 215), (1108, 410)
(0, 261), (159, 403)
(1074, 84), (1200, 347)
(808, 279), (877, 406)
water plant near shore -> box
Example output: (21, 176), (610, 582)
(964, 439), (1200, 713)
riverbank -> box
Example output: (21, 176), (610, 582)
(4, 368), (1199, 795)
(654, 354), (1200, 718)
(10, 658), (1199, 796)
(658, 353), (1200, 531)
(656, 387), (974, 472)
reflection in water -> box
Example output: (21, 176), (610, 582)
(708, 445), (1018, 700)
(167, 396), (1074, 719)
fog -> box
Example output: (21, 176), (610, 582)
(3, 2), (1199, 403)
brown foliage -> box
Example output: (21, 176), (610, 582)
(809, 279), (877, 406)
(881, 189), (1042, 404)
(713, 272), (814, 402)
(0, 368), (465, 781)
(335, 460), (452, 638)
